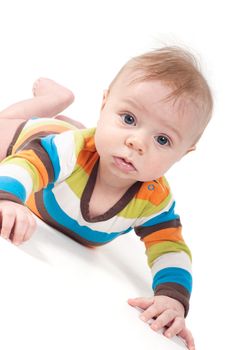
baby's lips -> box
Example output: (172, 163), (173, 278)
(113, 156), (136, 172)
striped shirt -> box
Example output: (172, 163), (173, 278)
(0, 117), (192, 315)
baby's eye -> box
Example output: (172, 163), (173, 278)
(121, 114), (136, 125)
(155, 135), (170, 146)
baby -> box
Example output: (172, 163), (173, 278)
(0, 47), (213, 350)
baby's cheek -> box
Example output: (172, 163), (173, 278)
(95, 130), (113, 154)
(148, 163), (167, 179)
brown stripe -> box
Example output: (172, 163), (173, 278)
(22, 139), (54, 183)
(154, 282), (190, 317)
(135, 218), (181, 238)
(14, 130), (59, 154)
(34, 191), (104, 247)
(0, 190), (24, 204)
(81, 159), (143, 223)
(6, 120), (27, 156)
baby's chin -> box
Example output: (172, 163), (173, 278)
(135, 175), (162, 183)
(137, 168), (166, 181)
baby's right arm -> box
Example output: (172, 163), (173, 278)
(0, 200), (36, 245)
(0, 129), (83, 245)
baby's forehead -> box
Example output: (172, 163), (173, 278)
(111, 68), (177, 101)
(112, 72), (178, 107)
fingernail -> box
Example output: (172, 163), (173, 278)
(166, 333), (171, 338)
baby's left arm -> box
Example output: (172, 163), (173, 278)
(128, 295), (195, 350)
(132, 180), (193, 348)
(134, 199), (192, 314)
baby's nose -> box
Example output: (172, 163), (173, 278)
(125, 138), (144, 155)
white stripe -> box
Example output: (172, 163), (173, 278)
(53, 131), (78, 182)
(151, 251), (192, 278)
(0, 163), (33, 200)
(52, 181), (136, 233)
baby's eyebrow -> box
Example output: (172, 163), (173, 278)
(121, 98), (145, 112)
(162, 122), (182, 141)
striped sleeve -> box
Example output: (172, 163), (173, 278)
(0, 130), (84, 204)
(134, 198), (192, 316)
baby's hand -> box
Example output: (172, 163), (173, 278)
(0, 200), (36, 245)
(128, 295), (195, 350)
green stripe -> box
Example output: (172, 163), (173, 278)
(66, 165), (88, 198)
(119, 197), (152, 218)
(67, 128), (96, 196)
(119, 191), (172, 219)
(73, 129), (95, 155)
(146, 241), (192, 267)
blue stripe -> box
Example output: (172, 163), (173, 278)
(142, 202), (179, 227)
(0, 176), (26, 202)
(152, 267), (192, 293)
(41, 135), (60, 182)
(43, 185), (131, 243)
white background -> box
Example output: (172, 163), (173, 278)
(0, 1), (231, 349)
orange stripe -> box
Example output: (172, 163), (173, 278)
(77, 135), (98, 175)
(84, 135), (96, 152)
(142, 227), (183, 249)
(26, 194), (42, 219)
(78, 151), (98, 175)
(16, 150), (49, 189)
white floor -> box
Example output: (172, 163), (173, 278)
(0, 218), (187, 350)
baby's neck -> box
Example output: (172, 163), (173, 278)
(96, 163), (137, 194)
(96, 173), (129, 194)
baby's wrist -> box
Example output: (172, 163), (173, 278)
(154, 283), (190, 317)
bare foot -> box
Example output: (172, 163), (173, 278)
(32, 77), (75, 107)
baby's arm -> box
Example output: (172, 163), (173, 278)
(0, 129), (82, 244)
(131, 184), (194, 348)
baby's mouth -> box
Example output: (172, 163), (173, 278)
(113, 156), (136, 172)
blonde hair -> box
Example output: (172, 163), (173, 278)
(109, 46), (213, 137)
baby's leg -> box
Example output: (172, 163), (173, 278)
(0, 78), (75, 120)
(54, 115), (86, 129)
(0, 119), (25, 161)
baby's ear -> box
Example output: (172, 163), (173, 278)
(177, 145), (196, 162)
(101, 89), (109, 110)
(185, 145), (196, 155)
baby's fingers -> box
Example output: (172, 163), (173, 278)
(178, 327), (195, 350)
(138, 299), (171, 324)
(128, 297), (154, 310)
(23, 214), (36, 242)
(163, 315), (185, 338)
(0, 210), (15, 240)
(11, 214), (29, 245)
(150, 309), (177, 332)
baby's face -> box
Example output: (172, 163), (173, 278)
(94, 75), (201, 187)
